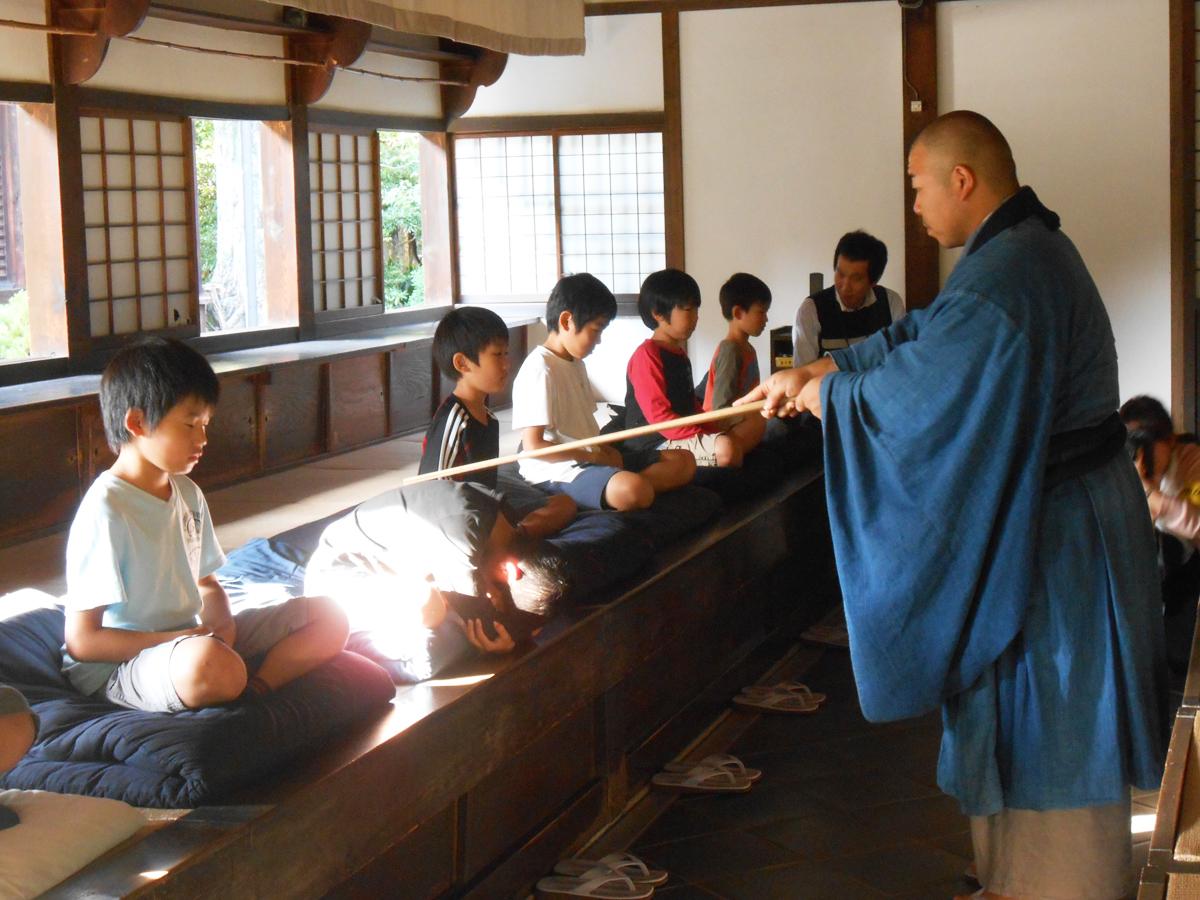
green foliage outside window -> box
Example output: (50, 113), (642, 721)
(193, 119), (217, 283)
(0, 290), (30, 361)
(379, 131), (423, 310)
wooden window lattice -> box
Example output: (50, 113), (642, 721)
(454, 131), (666, 299)
(81, 113), (197, 338)
(308, 129), (380, 313)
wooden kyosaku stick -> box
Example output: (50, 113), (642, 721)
(402, 399), (768, 487)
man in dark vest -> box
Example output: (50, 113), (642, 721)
(791, 230), (906, 367)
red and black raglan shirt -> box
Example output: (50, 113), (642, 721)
(623, 339), (721, 451)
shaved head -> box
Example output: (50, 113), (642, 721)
(907, 110), (1021, 247)
(912, 111), (1019, 193)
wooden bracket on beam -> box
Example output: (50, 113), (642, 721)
(50, 0), (150, 85)
(440, 41), (508, 123)
(286, 14), (372, 105)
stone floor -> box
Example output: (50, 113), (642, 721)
(630, 647), (1158, 900)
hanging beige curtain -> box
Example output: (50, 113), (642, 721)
(267, 0), (585, 56)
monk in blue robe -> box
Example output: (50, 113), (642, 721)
(741, 111), (1167, 900)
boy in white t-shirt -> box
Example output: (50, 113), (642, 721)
(61, 337), (349, 713)
(511, 273), (695, 511)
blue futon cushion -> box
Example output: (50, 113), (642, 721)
(0, 606), (395, 808)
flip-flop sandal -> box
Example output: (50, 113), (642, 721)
(554, 852), (669, 886)
(732, 691), (820, 714)
(662, 753), (762, 784)
(651, 764), (753, 794)
(739, 681), (827, 706)
(536, 870), (654, 899)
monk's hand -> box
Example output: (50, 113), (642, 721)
(465, 618), (516, 654)
(736, 369), (808, 419)
(796, 373), (825, 420)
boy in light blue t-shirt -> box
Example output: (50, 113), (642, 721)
(62, 337), (349, 713)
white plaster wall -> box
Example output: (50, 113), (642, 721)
(679, 3), (905, 381)
(0, 1), (50, 84)
(90, 20), (287, 105)
(464, 14), (663, 117)
(313, 51), (440, 118)
(939, 0), (1171, 406)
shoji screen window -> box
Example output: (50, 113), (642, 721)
(454, 131), (665, 300)
(455, 136), (558, 298)
(308, 128), (381, 316)
(81, 113), (195, 339)
(558, 132), (665, 295)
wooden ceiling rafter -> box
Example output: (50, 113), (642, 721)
(286, 13), (372, 104)
(49, 0), (151, 85)
(439, 41), (507, 125)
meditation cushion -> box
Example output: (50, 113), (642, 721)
(0, 606), (395, 808)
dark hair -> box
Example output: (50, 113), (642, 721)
(719, 273), (772, 320)
(508, 539), (572, 617)
(1120, 395), (1174, 442)
(433, 307), (509, 381)
(637, 268), (700, 330)
(100, 337), (219, 452)
(546, 273), (617, 333)
(833, 231), (888, 284)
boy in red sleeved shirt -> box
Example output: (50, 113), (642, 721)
(624, 269), (752, 468)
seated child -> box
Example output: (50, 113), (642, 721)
(420, 306), (576, 534)
(421, 306), (509, 489)
(701, 272), (770, 454)
(625, 269), (750, 468)
(62, 337), (349, 713)
(304, 479), (571, 660)
(0, 685), (36, 829)
(511, 273), (695, 511)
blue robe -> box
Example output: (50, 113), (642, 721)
(820, 189), (1168, 816)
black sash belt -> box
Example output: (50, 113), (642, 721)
(1043, 411), (1127, 491)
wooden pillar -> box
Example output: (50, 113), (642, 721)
(419, 133), (457, 306)
(289, 102), (317, 340)
(1171, 0), (1197, 430)
(661, 9), (685, 270)
(46, 44), (90, 363)
(261, 121), (300, 328)
(900, 0), (939, 310)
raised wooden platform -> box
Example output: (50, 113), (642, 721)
(0, 318), (532, 547)
(46, 461), (837, 899)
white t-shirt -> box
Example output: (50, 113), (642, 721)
(62, 471), (226, 694)
(511, 345), (600, 484)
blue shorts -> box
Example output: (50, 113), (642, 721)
(540, 448), (660, 510)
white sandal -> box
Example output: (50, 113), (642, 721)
(650, 763), (753, 794)
(536, 870), (654, 899)
(739, 681), (826, 706)
(553, 852), (668, 886)
(662, 753), (762, 784)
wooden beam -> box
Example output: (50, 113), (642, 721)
(587, 0), (877, 14)
(661, 9), (684, 270)
(449, 112), (665, 135)
(286, 13), (372, 106)
(1171, 0), (1197, 430)
(900, 0), (938, 310)
(49, 0), (150, 85)
(439, 40), (508, 124)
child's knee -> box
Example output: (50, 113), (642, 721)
(605, 472), (654, 511)
(171, 636), (247, 708)
(716, 434), (742, 468)
(662, 449), (696, 483)
(546, 494), (577, 520)
(306, 595), (351, 652)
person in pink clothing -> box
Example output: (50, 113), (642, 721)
(1121, 394), (1200, 680)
